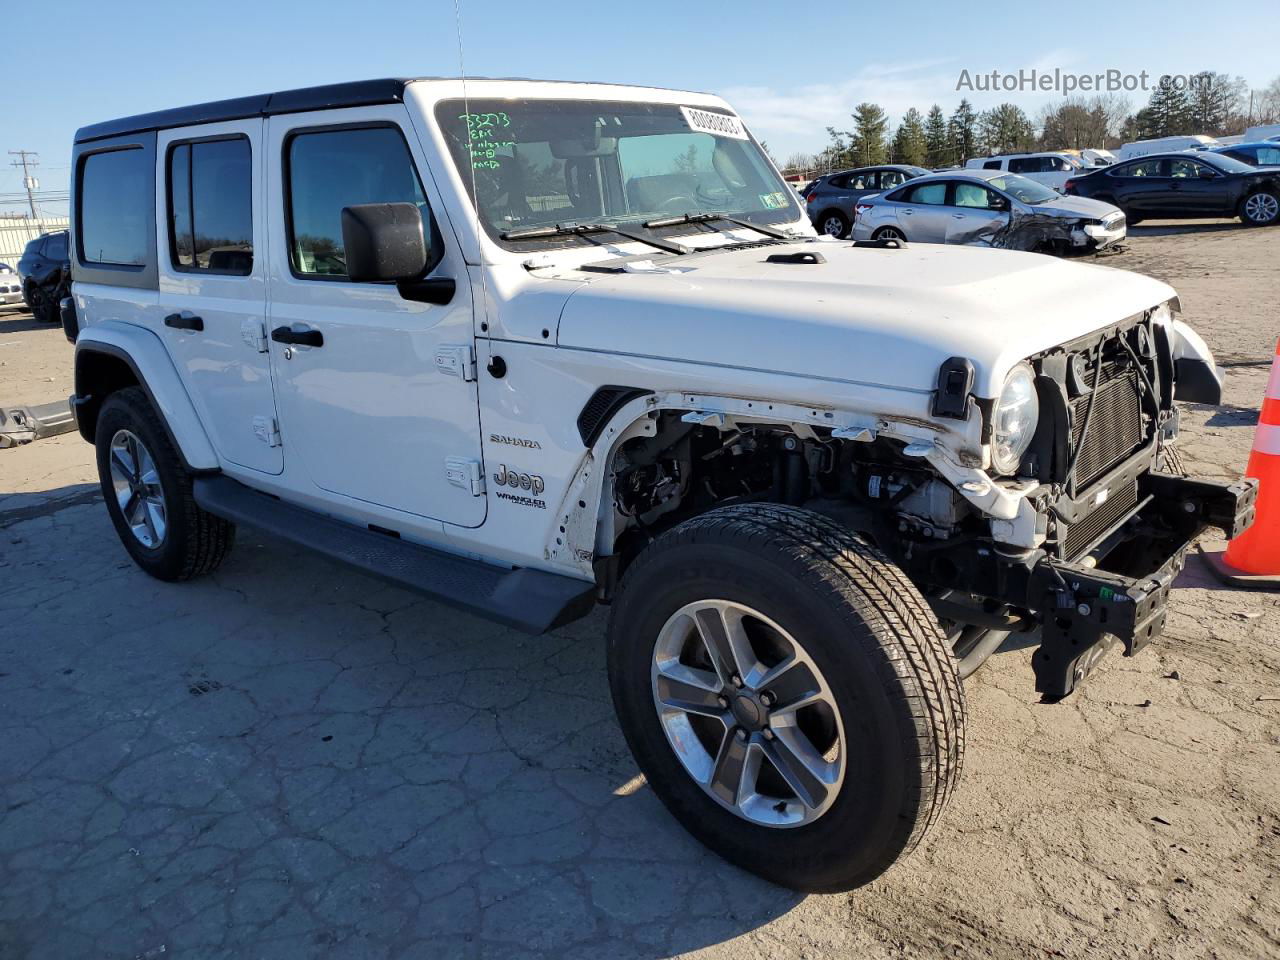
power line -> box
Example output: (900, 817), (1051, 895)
(7, 151), (40, 218)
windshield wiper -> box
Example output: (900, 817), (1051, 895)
(642, 211), (792, 241)
(500, 222), (690, 255)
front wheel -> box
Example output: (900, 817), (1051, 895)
(607, 504), (965, 892)
(1240, 190), (1280, 227)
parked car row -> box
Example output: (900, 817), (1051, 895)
(807, 142), (1280, 244)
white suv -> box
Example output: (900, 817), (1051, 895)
(965, 151), (1084, 192)
(67, 77), (1254, 892)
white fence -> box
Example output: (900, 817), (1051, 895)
(0, 218), (70, 267)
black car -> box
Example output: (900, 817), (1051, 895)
(17, 230), (71, 323)
(1064, 152), (1280, 227)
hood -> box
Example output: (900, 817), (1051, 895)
(1029, 195), (1121, 220)
(555, 241), (1172, 398)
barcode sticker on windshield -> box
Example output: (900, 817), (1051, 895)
(680, 106), (749, 141)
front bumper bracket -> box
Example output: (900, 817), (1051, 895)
(1029, 473), (1257, 698)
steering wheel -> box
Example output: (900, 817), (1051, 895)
(657, 195), (698, 213)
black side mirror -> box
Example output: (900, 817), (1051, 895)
(340, 202), (454, 305)
(1198, 168), (1216, 180)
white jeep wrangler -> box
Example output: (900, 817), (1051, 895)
(66, 77), (1255, 892)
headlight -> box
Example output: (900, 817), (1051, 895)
(990, 363), (1039, 475)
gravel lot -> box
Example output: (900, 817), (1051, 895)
(1, 224), (1278, 960)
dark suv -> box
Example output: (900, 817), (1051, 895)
(17, 230), (70, 323)
(805, 165), (929, 237)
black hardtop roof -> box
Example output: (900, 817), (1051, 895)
(74, 76), (703, 144)
(75, 78), (412, 143)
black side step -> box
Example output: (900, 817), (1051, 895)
(193, 475), (597, 634)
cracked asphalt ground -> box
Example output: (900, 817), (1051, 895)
(2, 224), (1279, 960)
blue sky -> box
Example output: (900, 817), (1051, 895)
(5, 0), (1278, 215)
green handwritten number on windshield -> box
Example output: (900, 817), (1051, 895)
(460, 112), (515, 169)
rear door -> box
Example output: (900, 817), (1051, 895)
(156, 120), (281, 474)
(1108, 158), (1170, 215)
(896, 180), (950, 241)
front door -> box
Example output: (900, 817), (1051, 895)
(156, 119), (282, 475)
(1167, 157), (1232, 215)
(945, 181), (1010, 244)
(264, 107), (485, 527)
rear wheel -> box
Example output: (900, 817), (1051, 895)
(95, 387), (235, 581)
(817, 210), (850, 238)
(24, 282), (57, 323)
(1240, 190), (1280, 226)
(607, 504), (964, 892)
(873, 226), (906, 242)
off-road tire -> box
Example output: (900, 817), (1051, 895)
(95, 387), (235, 580)
(607, 503), (965, 892)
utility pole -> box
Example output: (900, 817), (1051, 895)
(8, 150), (40, 219)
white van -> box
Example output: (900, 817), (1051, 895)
(1116, 135), (1220, 160)
(963, 152), (1082, 192)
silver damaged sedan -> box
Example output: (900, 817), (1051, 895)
(852, 169), (1125, 253)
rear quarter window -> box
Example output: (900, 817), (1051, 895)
(79, 148), (151, 265)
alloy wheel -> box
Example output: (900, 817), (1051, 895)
(650, 599), (846, 827)
(108, 429), (167, 548)
(876, 228), (904, 241)
(821, 216), (846, 237)
(1245, 192), (1279, 224)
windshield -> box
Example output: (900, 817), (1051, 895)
(435, 98), (800, 248)
(986, 174), (1060, 204)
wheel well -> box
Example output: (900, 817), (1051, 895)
(817, 208), (848, 224)
(74, 349), (140, 444)
(594, 410), (970, 600)
(873, 225), (903, 239)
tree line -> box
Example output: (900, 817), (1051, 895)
(782, 71), (1280, 174)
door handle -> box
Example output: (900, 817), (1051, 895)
(164, 312), (203, 332)
(902, 209), (913, 215)
(271, 326), (324, 347)
(952, 214), (966, 219)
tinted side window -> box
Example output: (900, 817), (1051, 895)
(80, 148), (151, 265)
(287, 126), (429, 279)
(169, 137), (253, 274)
(45, 233), (68, 260)
(880, 170), (907, 188)
(1169, 158), (1207, 178)
(904, 182), (947, 204)
(982, 160), (1001, 170)
(1260, 147), (1280, 165)
(1112, 159), (1165, 177)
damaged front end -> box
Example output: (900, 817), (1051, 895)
(989, 206), (1126, 254)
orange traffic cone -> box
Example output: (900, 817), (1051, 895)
(1222, 338), (1280, 575)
